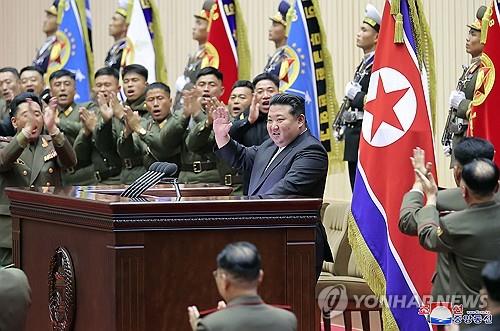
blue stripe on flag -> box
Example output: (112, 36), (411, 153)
(353, 168), (430, 330)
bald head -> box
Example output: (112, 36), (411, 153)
(461, 158), (499, 198)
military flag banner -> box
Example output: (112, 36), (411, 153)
(281, 0), (339, 171)
(205, 0), (251, 103)
(468, 1), (500, 166)
(122, 0), (167, 84)
(46, 0), (93, 103)
(349, 0), (437, 330)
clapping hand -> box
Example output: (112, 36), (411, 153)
(97, 92), (113, 123)
(79, 107), (97, 136)
(248, 93), (260, 124)
(43, 97), (59, 135)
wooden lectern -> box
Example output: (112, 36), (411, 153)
(7, 185), (320, 331)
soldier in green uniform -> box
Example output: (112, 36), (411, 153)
(399, 138), (496, 301)
(105, 2), (128, 72)
(0, 67), (22, 136)
(187, 242), (297, 331)
(411, 158), (500, 310)
(173, 0), (214, 113)
(72, 68), (124, 186)
(0, 267), (31, 331)
(263, 1), (290, 79)
(0, 92), (76, 266)
(178, 67), (222, 184)
(49, 69), (98, 185)
(444, 6), (487, 162)
(118, 82), (186, 182)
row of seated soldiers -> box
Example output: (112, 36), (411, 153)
(0, 64), (281, 194)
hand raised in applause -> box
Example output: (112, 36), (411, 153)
(213, 105), (232, 148)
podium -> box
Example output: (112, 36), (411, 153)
(7, 185), (320, 331)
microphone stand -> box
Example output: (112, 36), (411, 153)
(161, 178), (182, 201)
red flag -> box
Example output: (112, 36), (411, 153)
(355, 0), (437, 301)
(204, 0), (238, 103)
(468, 2), (500, 165)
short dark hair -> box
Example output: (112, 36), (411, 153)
(252, 72), (279, 89)
(482, 260), (500, 302)
(269, 93), (305, 117)
(49, 69), (75, 82)
(0, 67), (20, 79)
(9, 92), (42, 117)
(19, 66), (44, 78)
(216, 242), (261, 282)
(231, 80), (254, 92)
(145, 82), (171, 95)
(196, 66), (223, 82)
(95, 67), (119, 81)
(122, 64), (148, 81)
(454, 137), (495, 167)
(461, 158), (499, 197)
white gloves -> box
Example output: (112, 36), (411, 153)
(449, 90), (466, 109)
(175, 75), (190, 92)
(345, 82), (361, 100)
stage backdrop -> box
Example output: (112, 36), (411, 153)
(0, 0), (489, 201)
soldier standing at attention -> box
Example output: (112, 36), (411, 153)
(0, 93), (76, 266)
(263, 1), (290, 79)
(33, 1), (59, 75)
(444, 6), (486, 163)
(342, 4), (380, 190)
(173, 0), (214, 113)
(105, 1), (128, 72)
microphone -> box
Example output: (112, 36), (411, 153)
(121, 162), (178, 198)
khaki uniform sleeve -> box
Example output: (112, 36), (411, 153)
(399, 190), (424, 235)
(53, 132), (77, 168)
(0, 134), (27, 172)
(415, 205), (453, 252)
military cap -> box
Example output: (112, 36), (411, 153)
(363, 3), (381, 32)
(115, 0), (130, 19)
(194, 0), (215, 21)
(467, 5), (488, 31)
(44, 0), (59, 16)
(269, 0), (291, 27)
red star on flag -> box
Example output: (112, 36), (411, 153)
(365, 75), (408, 140)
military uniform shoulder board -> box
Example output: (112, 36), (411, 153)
(0, 136), (13, 143)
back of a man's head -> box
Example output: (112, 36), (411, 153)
(217, 241), (261, 283)
(481, 260), (500, 305)
(461, 158), (499, 198)
(454, 137), (495, 167)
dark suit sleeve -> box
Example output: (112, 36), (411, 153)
(415, 205), (453, 252)
(399, 190), (425, 236)
(215, 139), (257, 175)
(229, 117), (250, 143)
(262, 143), (327, 196)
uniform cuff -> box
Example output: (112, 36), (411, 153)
(16, 131), (29, 148)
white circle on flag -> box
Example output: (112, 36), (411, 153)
(362, 67), (417, 147)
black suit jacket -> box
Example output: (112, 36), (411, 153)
(217, 130), (328, 198)
(216, 130), (333, 278)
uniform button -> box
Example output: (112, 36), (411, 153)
(103, 158), (107, 162)
(46, 182), (51, 186)
(48, 168), (54, 174)
(23, 170), (28, 176)
(30, 185), (35, 188)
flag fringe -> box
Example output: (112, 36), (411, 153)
(347, 211), (400, 331)
(150, 0), (168, 84)
(234, 0), (251, 80)
(481, 4), (493, 44)
(76, 0), (94, 88)
(310, 0), (343, 174)
(408, 0), (438, 134)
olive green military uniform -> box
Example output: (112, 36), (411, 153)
(0, 131), (76, 266)
(117, 113), (186, 184)
(196, 295), (297, 331)
(93, 95), (149, 184)
(0, 267), (31, 331)
(178, 112), (219, 184)
(58, 101), (101, 186)
(409, 196), (500, 309)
